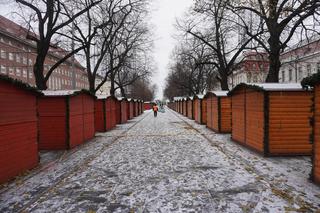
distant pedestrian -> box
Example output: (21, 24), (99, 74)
(153, 105), (158, 117)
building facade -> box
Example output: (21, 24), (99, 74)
(0, 15), (89, 90)
(228, 51), (269, 89)
(279, 37), (320, 83)
(95, 75), (111, 96)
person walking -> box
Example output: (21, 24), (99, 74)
(152, 104), (158, 117)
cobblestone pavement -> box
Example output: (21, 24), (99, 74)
(1, 108), (320, 212)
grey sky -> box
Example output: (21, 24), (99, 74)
(0, 0), (193, 99)
(149, 0), (193, 99)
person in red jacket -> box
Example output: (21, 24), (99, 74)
(152, 104), (158, 117)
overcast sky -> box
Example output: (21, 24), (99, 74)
(149, 0), (193, 99)
(0, 0), (193, 99)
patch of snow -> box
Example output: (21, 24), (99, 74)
(247, 83), (305, 91)
(41, 90), (80, 96)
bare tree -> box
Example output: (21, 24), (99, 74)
(127, 78), (156, 101)
(105, 1), (153, 97)
(164, 38), (218, 99)
(14, 0), (101, 90)
(71, 0), (137, 94)
(232, 0), (320, 82)
(180, 0), (262, 90)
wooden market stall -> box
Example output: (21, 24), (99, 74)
(302, 74), (320, 184)
(205, 91), (231, 133)
(144, 102), (152, 110)
(38, 90), (96, 150)
(134, 99), (139, 117)
(187, 97), (194, 119)
(118, 97), (128, 124)
(229, 83), (313, 156)
(193, 95), (206, 124)
(0, 75), (40, 183)
(115, 98), (121, 124)
(127, 99), (134, 120)
(183, 98), (188, 117)
(95, 96), (118, 132)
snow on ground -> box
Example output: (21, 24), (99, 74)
(1, 108), (320, 212)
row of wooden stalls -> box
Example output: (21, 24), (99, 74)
(170, 81), (320, 185)
(0, 75), (144, 184)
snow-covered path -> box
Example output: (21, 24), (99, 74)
(1, 108), (320, 212)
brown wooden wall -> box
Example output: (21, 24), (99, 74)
(94, 99), (105, 132)
(121, 101), (128, 124)
(220, 97), (232, 133)
(69, 95), (84, 148)
(39, 97), (68, 150)
(0, 82), (38, 183)
(194, 99), (201, 124)
(212, 97), (219, 131)
(206, 96), (212, 129)
(82, 94), (95, 142)
(313, 85), (320, 184)
(183, 101), (187, 116)
(201, 99), (207, 124)
(245, 89), (264, 153)
(187, 100), (193, 119)
(231, 88), (246, 143)
(268, 91), (313, 156)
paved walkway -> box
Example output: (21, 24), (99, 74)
(1, 108), (320, 212)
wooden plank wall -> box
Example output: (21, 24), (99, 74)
(268, 91), (313, 155)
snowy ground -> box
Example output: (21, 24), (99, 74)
(1, 108), (320, 212)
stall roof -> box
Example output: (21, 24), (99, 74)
(195, 94), (205, 99)
(173, 97), (184, 101)
(247, 83), (304, 91)
(0, 74), (42, 95)
(41, 89), (96, 97)
(229, 83), (305, 95)
(206, 91), (229, 97)
(96, 95), (108, 100)
(42, 90), (80, 96)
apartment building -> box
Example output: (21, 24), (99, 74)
(228, 51), (269, 89)
(0, 15), (89, 90)
(280, 36), (320, 83)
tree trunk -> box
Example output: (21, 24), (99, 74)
(219, 71), (229, 91)
(110, 74), (115, 96)
(266, 51), (281, 82)
(266, 36), (281, 82)
(33, 56), (47, 90)
(120, 87), (126, 97)
(89, 76), (95, 94)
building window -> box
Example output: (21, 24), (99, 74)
(29, 71), (33, 79)
(298, 67), (303, 80)
(23, 69), (27, 78)
(9, 68), (14, 75)
(0, 49), (6, 59)
(23, 57), (27, 64)
(307, 64), (311, 76)
(288, 69), (292, 81)
(28, 59), (33, 65)
(16, 54), (21, 63)
(317, 63), (320, 73)
(282, 71), (285, 82)
(0, 65), (6, 74)
(9, 53), (14, 61)
(16, 68), (21, 76)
